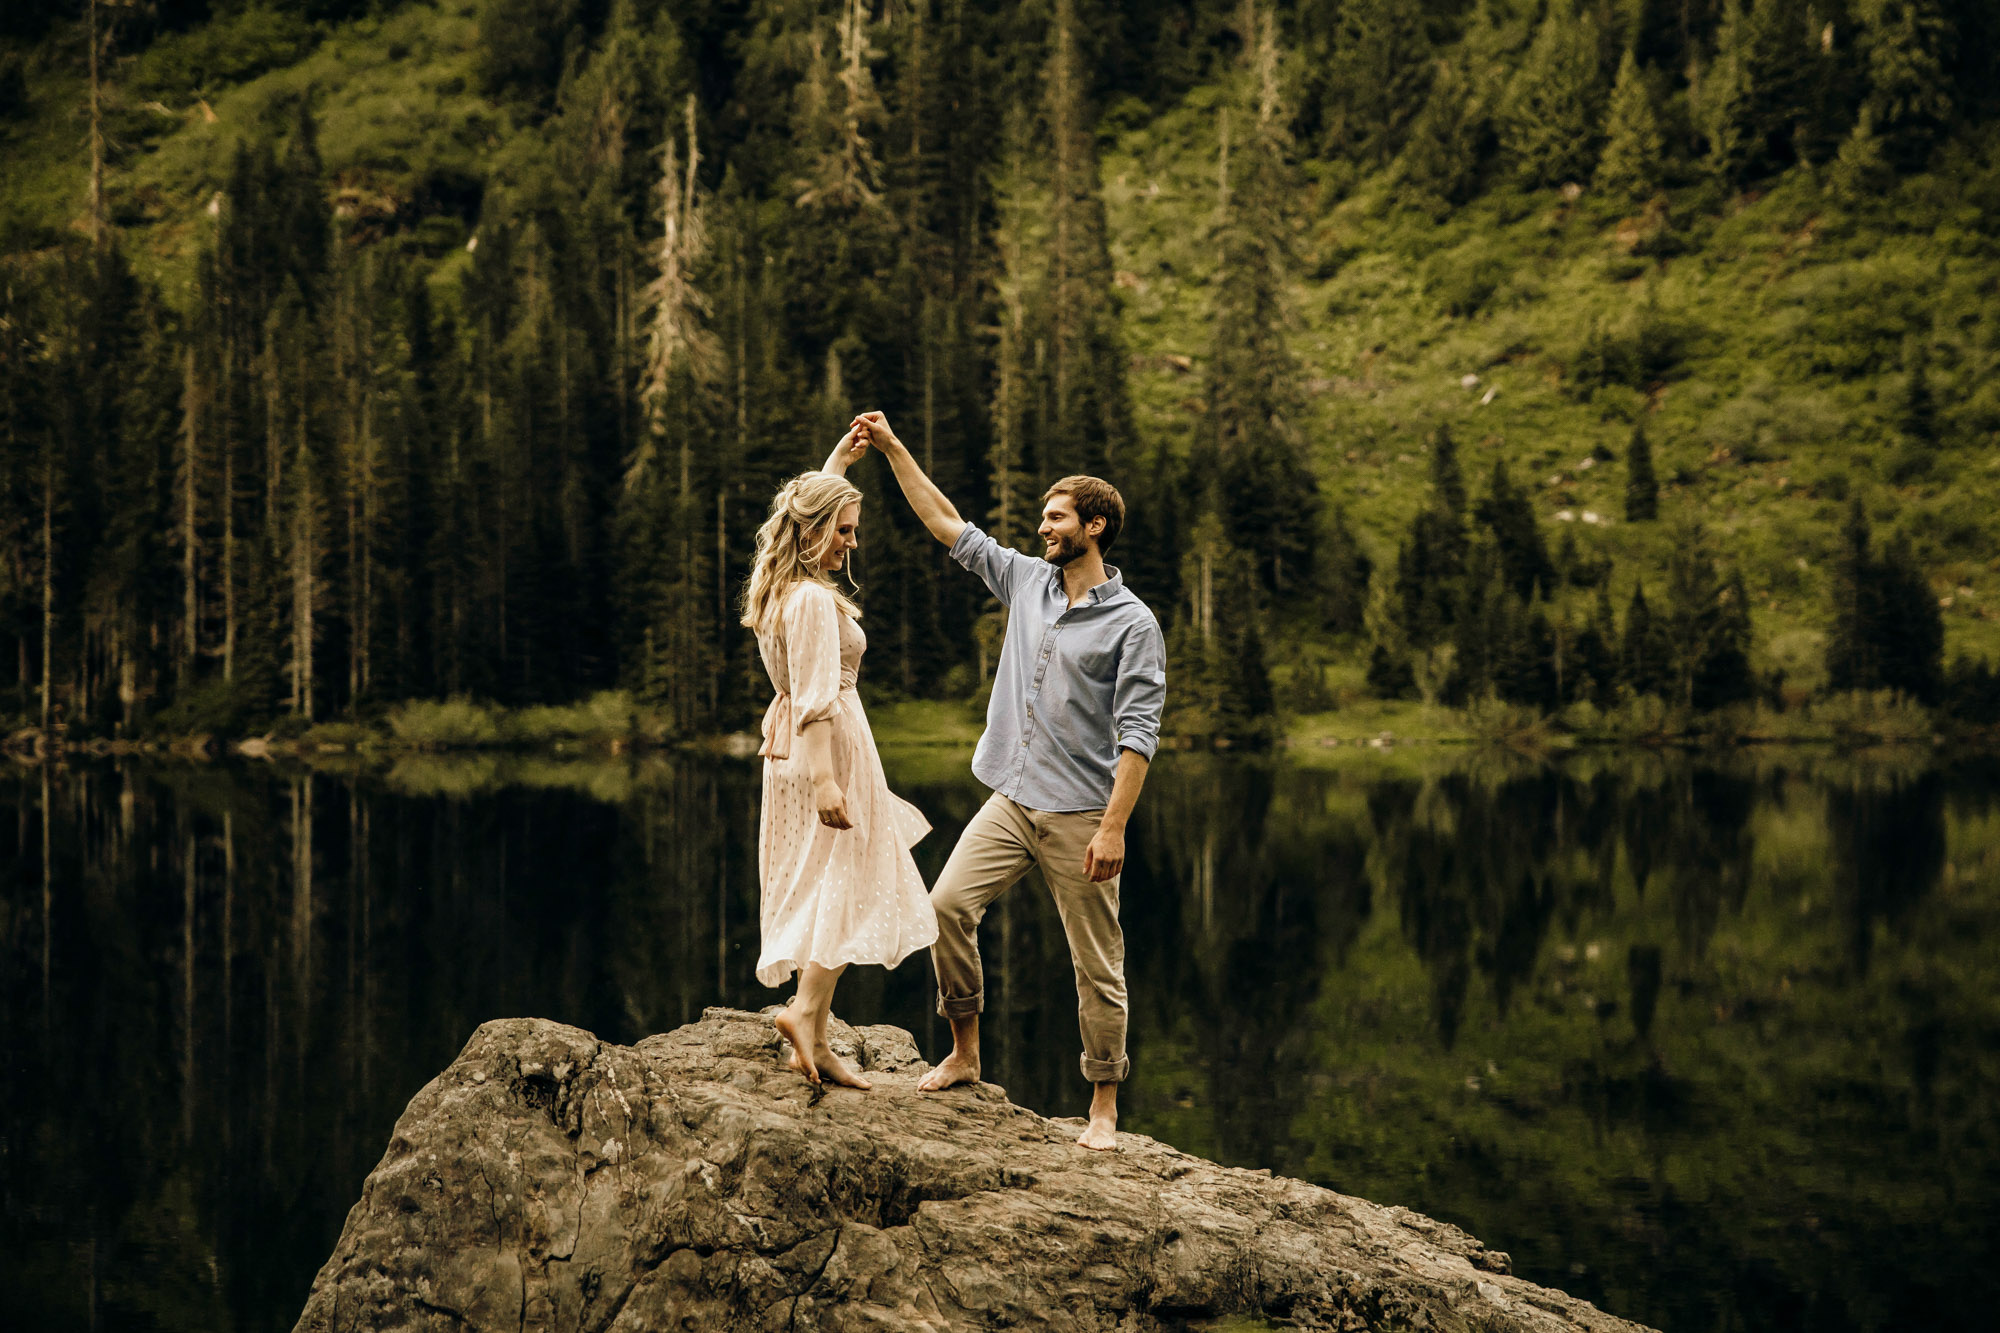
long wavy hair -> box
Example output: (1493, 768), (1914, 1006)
(740, 471), (864, 634)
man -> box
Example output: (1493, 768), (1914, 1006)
(854, 410), (1165, 1151)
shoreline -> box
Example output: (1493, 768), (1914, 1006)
(1, 693), (1964, 761)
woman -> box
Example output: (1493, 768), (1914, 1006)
(742, 426), (936, 1088)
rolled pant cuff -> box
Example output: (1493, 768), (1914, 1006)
(1080, 1054), (1130, 1084)
(937, 991), (984, 1019)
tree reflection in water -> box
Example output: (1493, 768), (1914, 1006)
(0, 750), (1994, 1333)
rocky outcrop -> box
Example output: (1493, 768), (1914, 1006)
(295, 1010), (1654, 1333)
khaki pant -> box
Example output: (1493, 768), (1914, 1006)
(930, 793), (1129, 1083)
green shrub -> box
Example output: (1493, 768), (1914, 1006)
(132, 9), (320, 98)
(385, 696), (502, 749)
(301, 719), (373, 749)
(505, 690), (638, 744)
(146, 677), (262, 739)
(1811, 690), (1934, 743)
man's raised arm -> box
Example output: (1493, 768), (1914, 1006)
(854, 411), (966, 547)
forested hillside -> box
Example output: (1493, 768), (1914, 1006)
(3, 0), (1998, 744)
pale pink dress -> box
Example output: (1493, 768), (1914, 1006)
(754, 580), (936, 988)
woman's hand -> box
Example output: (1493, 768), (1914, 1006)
(822, 423), (868, 475)
(814, 778), (853, 831)
(852, 411), (904, 455)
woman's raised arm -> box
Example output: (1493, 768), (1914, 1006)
(821, 423), (869, 477)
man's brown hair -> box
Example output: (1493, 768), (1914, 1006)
(1043, 476), (1125, 553)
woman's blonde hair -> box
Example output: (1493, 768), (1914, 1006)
(740, 471), (864, 633)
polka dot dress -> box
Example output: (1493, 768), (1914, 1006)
(754, 581), (936, 988)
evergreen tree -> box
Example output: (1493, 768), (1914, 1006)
(1205, 3), (1321, 597)
(1318, 505), (1373, 636)
(1499, 2), (1610, 186)
(1396, 57), (1487, 214)
(1663, 525), (1753, 711)
(1626, 421), (1659, 520)
(1827, 499), (1943, 701)
(1622, 581), (1671, 698)
(1743, 0), (1824, 170)
(1860, 0), (1955, 168)
(1596, 49), (1664, 200)
(1828, 499), (1879, 694)
(1899, 339), (1938, 445)
(1574, 583), (1621, 707)
(1872, 538), (1944, 703)
(1045, 0), (1135, 475)
(1472, 460), (1556, 600)
(1696, 0), (1755, 184)
(1320, 0), (1434, 166)
(1830, 104), (1896, 201)
(1429, 423), (1468, 517)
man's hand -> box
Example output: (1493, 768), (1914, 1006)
(1083, 826), (1125, 882)
(852, 410), (904, 454)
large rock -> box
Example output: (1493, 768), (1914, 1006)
(295, 1010), (1653, 1333)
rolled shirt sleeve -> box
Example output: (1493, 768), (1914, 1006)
(1112, 620), (1167, 760)
(950, 523), (1034, 604)
(781, 582), (846, 733)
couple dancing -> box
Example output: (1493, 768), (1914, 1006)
(743, 412), (1166, 1151)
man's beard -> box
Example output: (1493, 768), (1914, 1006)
(1043, 533), (1087, 566)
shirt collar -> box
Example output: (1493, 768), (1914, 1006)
(1047, 564), (1126, 606)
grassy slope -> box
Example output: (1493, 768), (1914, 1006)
(8, 7), (2000, 701)
(1105, 93), (2000, 692)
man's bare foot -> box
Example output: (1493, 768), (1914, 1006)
(773, 1007), (820, 1085)
(813, 1043), (872, 1090)
(916, 1050), (980, 1092)
(1076, 1113), (1118, 1151)
(1077, 1082), (1118, 1150)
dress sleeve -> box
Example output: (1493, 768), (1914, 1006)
(782, 583), (845, 732)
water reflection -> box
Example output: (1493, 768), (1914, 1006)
(1, 750), (1995, 1333)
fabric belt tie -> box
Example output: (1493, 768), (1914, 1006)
(758, 692), (794, 760)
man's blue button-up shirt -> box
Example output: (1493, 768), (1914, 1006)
(950, 523), (1167, 813)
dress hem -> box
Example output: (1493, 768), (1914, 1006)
(755, 936), (939, 990)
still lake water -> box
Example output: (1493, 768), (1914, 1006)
(2, 747), (1996, 1333)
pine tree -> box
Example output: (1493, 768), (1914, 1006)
(1828, 499), (1878, 693)
(1046, 0), (1134, 475)
(1696, 0), (1755, 185)
(1626, 421), (1659, 520)
(1429, 423), (1468, 517)
(1321, 0), (1434, 166)
(1861, 0), (1955, 168)
(1827, 500), (1943, 702)
(1830, 104), (1896, 201)
(1499, 2), (1610, 186)
(1206, 3), (1322, 597)
(1396, 58), (1486, 214)
(1622, 581), (1670, 698)
(1472, 460), (1555, 600)
(1899, 339), (1938, 445)
(1872, 537), (1943, 702)
(1743, 0), (1820, 170)
(1596, 49), (1664, 200)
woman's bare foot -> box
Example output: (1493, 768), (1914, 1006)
(773, 1007), (821, 1085)
(813, 1043), (872, 1090)
(916, 1050), (980, 1092)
